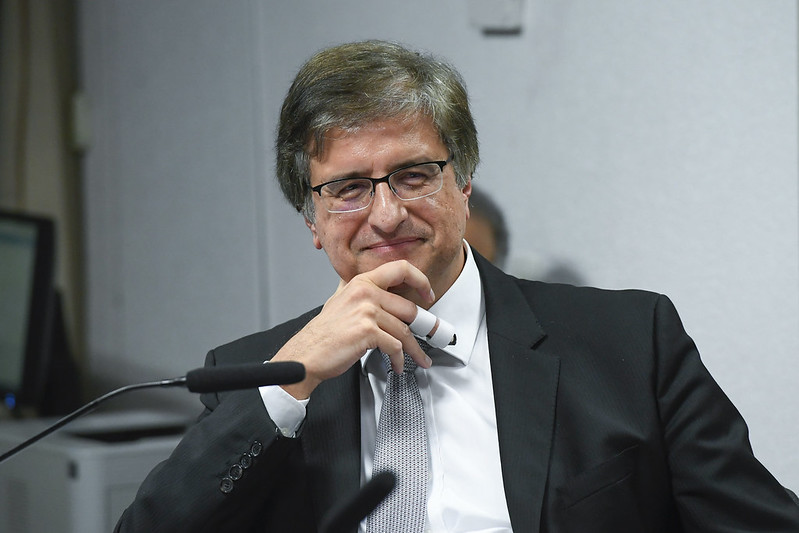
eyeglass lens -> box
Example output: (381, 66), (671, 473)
(320, 162), (444, 213)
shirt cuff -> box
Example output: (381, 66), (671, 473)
(259, 383), (308, 438)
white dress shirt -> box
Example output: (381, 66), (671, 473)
(261, 243), (512, 532)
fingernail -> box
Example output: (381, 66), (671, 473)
(429, 289), (436, 301)
(425, 355), (433, 367)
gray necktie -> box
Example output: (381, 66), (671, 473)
(367, 349), (429, 533)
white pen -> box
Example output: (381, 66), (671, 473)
(409, 305), (457, 348)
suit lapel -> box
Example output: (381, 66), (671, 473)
(478, 254), (560, 533)
(301, 363), (362, 531)
(295, 254), (559, 532)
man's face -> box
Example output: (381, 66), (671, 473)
(306, 115), (472, 302)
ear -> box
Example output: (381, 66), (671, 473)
(305, 216), (323, 250)
(462, 178), (473, 220)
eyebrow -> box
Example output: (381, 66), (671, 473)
(322, 157), (441, 182)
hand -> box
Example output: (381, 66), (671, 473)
(272, 260), (435, 399)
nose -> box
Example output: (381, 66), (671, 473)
(367, 182), (407, 233)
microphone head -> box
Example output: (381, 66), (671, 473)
(185, 361), (305, 393)
(319, 471), (396, 533)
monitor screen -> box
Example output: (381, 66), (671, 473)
(0, 211), (55, 410)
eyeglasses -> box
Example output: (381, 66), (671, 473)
(311, 160), (449, 214)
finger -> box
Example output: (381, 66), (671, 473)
(374, 311), (432, 370)
(329, 277), (419, 328)
(405, 338), (432, 369)
(358, 260), (435, 304)
(375, 291), (420, 326)
(373, 327), (405, 373)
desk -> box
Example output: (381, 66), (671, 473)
(0, 410), (187, 533)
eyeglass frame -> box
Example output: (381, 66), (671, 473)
(310, 159), (451, 214)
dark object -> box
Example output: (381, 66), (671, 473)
(319, 471), (396, 533)
(185, 361), (305, 393)
(0, 210), (80, 415)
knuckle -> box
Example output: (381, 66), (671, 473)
(347, 281), (378, 303)
(390, 338), (403, 354)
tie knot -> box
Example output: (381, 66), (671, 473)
(381, 352), (417, 375)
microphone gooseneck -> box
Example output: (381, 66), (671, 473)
(0, 378), (185, 464)
(0, 361), (305, 464)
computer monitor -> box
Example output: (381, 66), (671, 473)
(0, 210), (56, 412)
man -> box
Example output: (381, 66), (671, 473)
(116, 40), (799, 532)
(464, 186), (509, 268)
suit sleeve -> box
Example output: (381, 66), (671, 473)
(114, 349), (303, 533)
(653, 295), (799, 531)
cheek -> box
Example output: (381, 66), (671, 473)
(439, 193), (469, 229)
(311, 215), (363, 252)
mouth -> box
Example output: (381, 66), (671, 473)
(365, 237), (422, 252)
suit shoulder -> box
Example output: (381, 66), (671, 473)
(514, 278), (672, 327)
(209, 306), (323, 366)
(517, 278), (661, 304)
(510, 280), (689, 369)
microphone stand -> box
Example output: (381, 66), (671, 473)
(0, 377), (186, 464)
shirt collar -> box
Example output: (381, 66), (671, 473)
(360, 240), (484, 372)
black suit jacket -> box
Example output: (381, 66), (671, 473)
(117, 254), (799, 532)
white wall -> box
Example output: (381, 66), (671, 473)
(79, 0), (798, 488)
(79, 1), (268, 410)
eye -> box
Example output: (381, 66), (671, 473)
(393, 168), (432, 188)
(325, 179), (371, 199)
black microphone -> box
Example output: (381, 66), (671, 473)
(319, 471), (396, 533)
(0, 361), (305, 464)
(185, 361), (305, 393)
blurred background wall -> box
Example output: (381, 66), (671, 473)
(13, 0), (795, 487)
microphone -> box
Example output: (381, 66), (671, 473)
(185, 361), (305, 393)
(319, 471), (396, 533)
(0, 361), (305, 464)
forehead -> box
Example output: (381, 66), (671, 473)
(309, 116), (445, 176)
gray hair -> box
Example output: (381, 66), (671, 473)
(275, 40), (479, 221)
